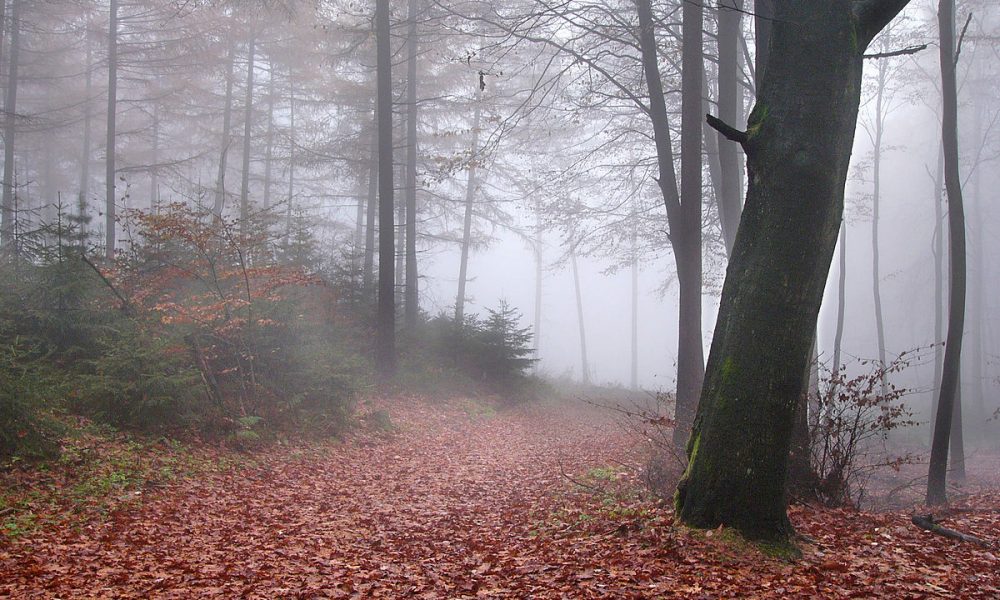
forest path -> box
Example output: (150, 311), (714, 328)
(3, 397), (999, 598)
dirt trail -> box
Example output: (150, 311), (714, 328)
(2, 398), (998, 599)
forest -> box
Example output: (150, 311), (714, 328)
(1, 0), (999, 597)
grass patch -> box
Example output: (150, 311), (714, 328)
(0, 420), (243, 539)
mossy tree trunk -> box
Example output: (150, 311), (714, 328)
(675, 0), (912, 542)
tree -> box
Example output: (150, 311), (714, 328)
(1, 0), (21, 250)
(105, 0), (119, 260)
(926, 0), (966, 506)
(375, 0), (396, 380)
(403, 0), (420, 330)
(635, 0), (704, 448)
(676, 0), (912, 542)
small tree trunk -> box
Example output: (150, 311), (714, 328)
(570, 248), (589, 385)
(1, 0), (18, 249)
(403, 0), (420, 329)
(284, 79), (295, 244)
(239, 35), (256, 235)
(78, 27), (93, 238)
(833, 224), (847, 377)
(150, 103), (159, 213)
(630, 213), (639, 391)
(363, 121), (377, 293)
(375, 0), (396, 380)
(871, 55), (888, 396)
(263, 63), (275, 208)
(455, 90), (481, 323)
(716, 0), (743, 254)
(931, 142), (944, 418)
(105, 0), (118, 260)
(533, 204), (543, 370)
(214, 32), (236, 218)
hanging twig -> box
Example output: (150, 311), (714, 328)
(954, 13), (973, 67)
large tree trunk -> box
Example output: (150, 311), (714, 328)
(213, 32), (236, 219)
(676, 0), (911, 542)
(105, 0), (118, 260)
(927, 0), (966, 507)
(454, 90), (481, 323)
(403, 0), (420, 329)
(1, 0), (19, 248)
(374, 0), (396, 380)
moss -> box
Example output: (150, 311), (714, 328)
(746, 104), (769, 138)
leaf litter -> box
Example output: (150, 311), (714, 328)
(1, 397), (997, 598)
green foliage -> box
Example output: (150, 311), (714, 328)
(413, 301), (539, 400)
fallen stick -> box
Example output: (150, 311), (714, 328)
(911, 514), (994, 548)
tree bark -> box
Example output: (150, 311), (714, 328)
(105, 0), (118, 260)
(677, 0), (911, 541)
(375, 0), (396, 380)
(927, 0), (966, 507)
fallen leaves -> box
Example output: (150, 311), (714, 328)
(1, 397), (998, 598)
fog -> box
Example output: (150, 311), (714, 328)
(1, 0), (997, 435)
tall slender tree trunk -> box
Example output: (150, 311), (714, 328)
(239, 35), (256, 234)
(927, 0), (966, 507)
(363, 122), (376, 292)
(150, 103), (159, 212)
(403, 0), (420, 329)
(1, 0), (18, 249)
(105, 0), (118, 260)
(932, 142), (944, 420)
(214, 32), (236, 218)
(833, 224), (847, 376)
(78, 27), (93, 238)
(263, 63), (275, 209)
(374, 0), (396, 380)
(284, 79), (295, 244)
(871, 56), (888, 396)
(454, 90), (481, 323)
(533, 203), (543, 371)
(674, 0), (705, 447)
(631, 212), (639, 391)
(635, 0), (703, 449)
(716, 0), (743, 255)
(676, 0), (911, 541)
(570, 248), (589, 385)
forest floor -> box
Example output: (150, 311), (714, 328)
(2, 396), (999, 598)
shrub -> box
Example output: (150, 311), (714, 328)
(808, 351), (920, 507)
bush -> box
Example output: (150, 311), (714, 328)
(808, 351), (920, 507)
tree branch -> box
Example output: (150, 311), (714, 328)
(80, 254), (132, 315)
(912, 514), (994, 548)
(706, 114), (748, 148)
(853, 0), (914, 48)
(954, 12), (973, 66)
(864, 44), (928, 59)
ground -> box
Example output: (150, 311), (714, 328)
(2, 397), (998, 598)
